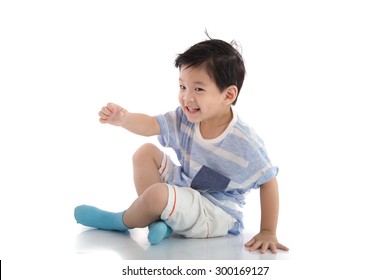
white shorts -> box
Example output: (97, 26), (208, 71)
(159, 154), (237, 238)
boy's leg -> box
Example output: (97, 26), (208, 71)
(132, 143), (173, 243)
(122, 183), (168, 228)
(132, 143), (164, 196)
(75, 183), (169, 230)
(75, 143), (172, 243)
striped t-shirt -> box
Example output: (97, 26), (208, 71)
(156, 107), (278, 235)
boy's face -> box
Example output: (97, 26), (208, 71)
(178, 65), (232, 124)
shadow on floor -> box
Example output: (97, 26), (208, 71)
(74, 228), (288, 260)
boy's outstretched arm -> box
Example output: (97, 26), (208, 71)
(245, 177), (289, 254)
(99, 102), (160, 136)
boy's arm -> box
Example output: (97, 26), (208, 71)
(99, 103), (160, 136)
(245, 177), (289, 254)
(121, 112), (161, 136)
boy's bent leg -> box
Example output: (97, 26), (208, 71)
(132, 143), (164, 196)
(74, 205), (128, 232)
(122, 183), (169, 228)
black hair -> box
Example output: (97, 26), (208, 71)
(174, 35), (246, 105)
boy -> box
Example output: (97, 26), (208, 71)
(74, 38), (288, 254)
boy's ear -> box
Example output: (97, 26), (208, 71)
(224, 85), (238, 105)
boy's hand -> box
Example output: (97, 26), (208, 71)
(99, 103), (128, 126)
(245, 231), (289, 254)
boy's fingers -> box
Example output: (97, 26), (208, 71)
(102, 106), (113, 115)
(249, 241), (262, 252)
(244, 238), (255, 247)
(106, 103), (116, 112)
(277, 243), (289, 251)
(269, 243), (277, 254)
(99, 110), (109, 118)
(260, 242), (269, 254)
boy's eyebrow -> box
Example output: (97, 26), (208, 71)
(179, 78), (207, 86)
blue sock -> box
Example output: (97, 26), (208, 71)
(148, 220), (172, 245)
(74, 205), (128, 232)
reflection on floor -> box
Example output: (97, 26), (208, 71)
(74, 227), (289, 260)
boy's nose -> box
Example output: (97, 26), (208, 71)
(183, 91), (195, 101)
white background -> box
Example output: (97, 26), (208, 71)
(1, 0), (389, 279)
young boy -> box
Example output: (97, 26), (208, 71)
(74, 38), (288, 254)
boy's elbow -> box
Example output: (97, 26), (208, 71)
(146, 117), (161, 136)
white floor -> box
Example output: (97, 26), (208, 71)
(74, 227), (290, 260)
(71, 174), (291, 260)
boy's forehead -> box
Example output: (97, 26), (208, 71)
(179, 64), (212, 80)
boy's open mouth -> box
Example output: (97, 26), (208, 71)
(186, 106), (200, 113)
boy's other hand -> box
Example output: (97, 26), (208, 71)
(245, 231), (289, 254)
(99, 103), (128, 126)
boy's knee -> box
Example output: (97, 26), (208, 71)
(140, 183), (168, 214)
(132, 143), (160, 163)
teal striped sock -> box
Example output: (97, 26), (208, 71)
(74, 205), (128, 232)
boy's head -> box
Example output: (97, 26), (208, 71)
(175, 38), (246, 105)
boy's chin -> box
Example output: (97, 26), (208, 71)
(186, 117), (201, 124)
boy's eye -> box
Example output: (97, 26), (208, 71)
(194, 87), (204, 92)
(179, 85), (186, 90)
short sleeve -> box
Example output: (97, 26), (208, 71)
(155, 107), (188, 148)
(249, 146), (279, 189)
